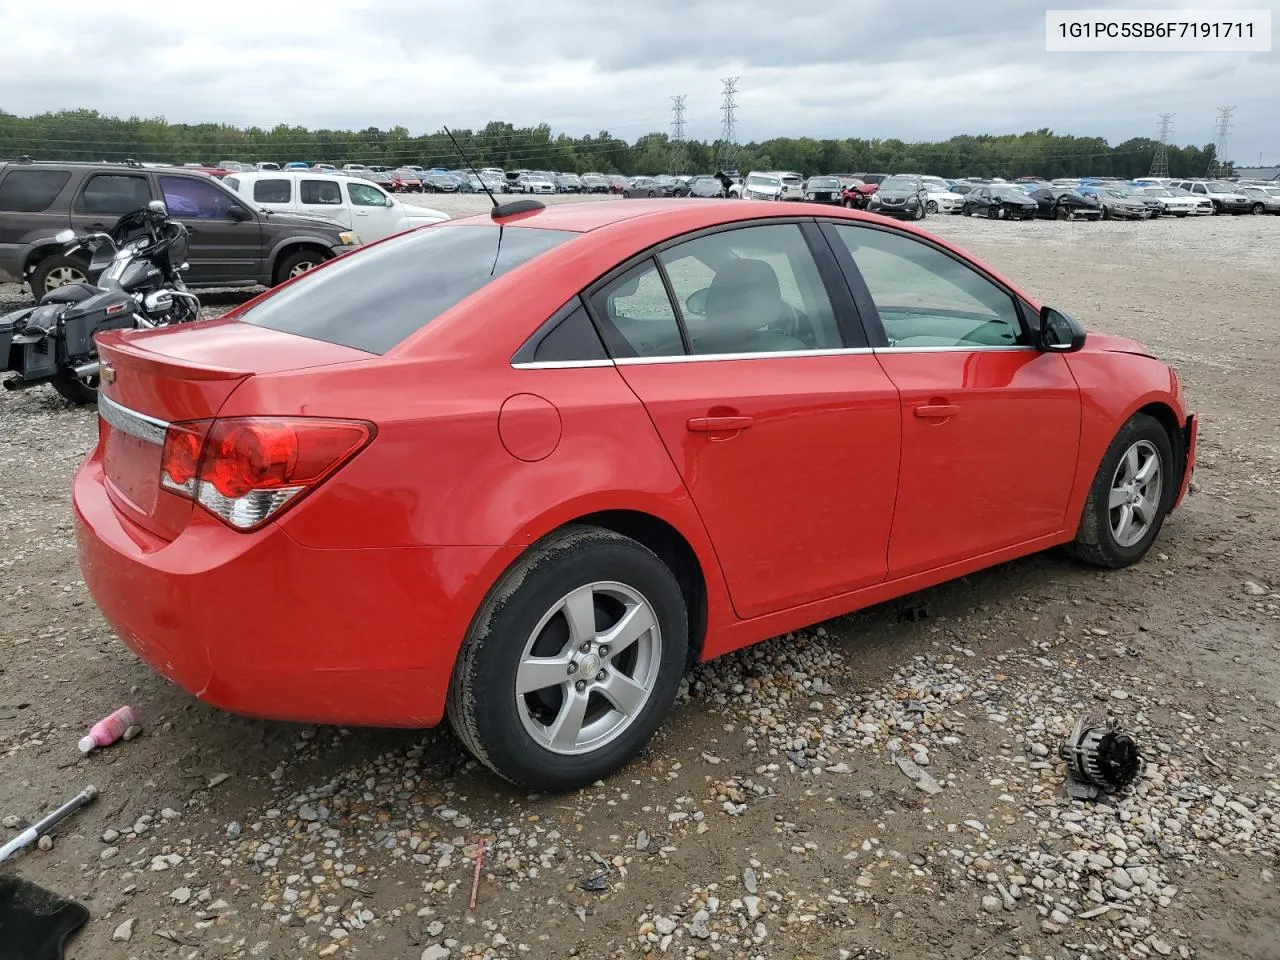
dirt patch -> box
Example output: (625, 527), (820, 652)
(1, 210), (1277, 960)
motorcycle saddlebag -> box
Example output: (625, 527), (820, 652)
(60, 292), (136, 358)
(0, 313), (12, 373)
(6, 305), (59, 380)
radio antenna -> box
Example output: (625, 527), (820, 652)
(443, 125), (497, 210)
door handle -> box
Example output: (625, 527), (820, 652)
(914, 404), (959, 419)
(687, 415), (754, 433)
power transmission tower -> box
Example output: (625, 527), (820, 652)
(1149, 112), (1174, 177)
(669, 95), (687, 175)
(718, 77), (739, 170)
(1206, 106), (1235, 177)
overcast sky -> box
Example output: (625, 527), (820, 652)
(1, 0), (1275, 165)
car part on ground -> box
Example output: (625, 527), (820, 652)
(1059, 715), (1142, 800)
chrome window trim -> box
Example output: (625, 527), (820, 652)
(874, 344), (1034, 353)
(511, 344), (1039, 368)
(98, 391), (169, 445)
(616, 347), (875, 365)
(511, 359), (616, 370)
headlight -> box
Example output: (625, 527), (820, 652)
(805, 193), (814, 200)
(338, 231), (360, 245)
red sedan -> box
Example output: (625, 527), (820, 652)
(75, 199), (1196, 791)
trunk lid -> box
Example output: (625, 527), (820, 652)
(94, 319), (371, 541)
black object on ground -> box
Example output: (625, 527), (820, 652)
(0, 876), (89, 960)
(1059, 714), (1142, 800)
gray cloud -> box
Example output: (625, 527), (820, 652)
(1, 0), (1275, 164)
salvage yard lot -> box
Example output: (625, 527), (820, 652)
(1, 198), (1278, 960)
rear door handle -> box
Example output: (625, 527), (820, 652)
(914, 404), (959, 419)
(687, 415), (754, 433)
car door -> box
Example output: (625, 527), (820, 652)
(69, 170), (157, 236)
(590, 221), (901, 620)
(156, 174), (261, 284)
(297, 178), (351, 228)
(345, 180), (401, 240)
(822, 221), (1080, 579)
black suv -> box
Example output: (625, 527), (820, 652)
(0, 159), (361, 298)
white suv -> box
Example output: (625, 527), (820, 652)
(739, 170), (805, 201)
(223, 171), (448, 243)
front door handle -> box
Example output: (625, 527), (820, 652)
(914, 404), (959, 419)
(687, 415), (754, 433)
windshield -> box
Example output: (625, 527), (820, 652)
(921, 179), (950, 190)
(991, 187), (1025, 199)
(880, 177), (920, 192)
(1057, 189), (1086, 199)
(1143, 187), (1173, 197)
(1205, 183), (1233, 193)
(807, 177), (839, 188)
(240, 226), (575, 354)
(747, 175), (779, 187)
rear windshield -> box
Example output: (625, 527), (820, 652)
(239, 225), (575, 354)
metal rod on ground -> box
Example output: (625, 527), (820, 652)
(0, 785), (99, 864)
(469, 835), (485, 910)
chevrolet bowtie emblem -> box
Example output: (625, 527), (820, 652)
(100, 362), (116, 385)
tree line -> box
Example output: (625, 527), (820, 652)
(0, 109), (1226, 180)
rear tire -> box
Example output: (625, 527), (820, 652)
(1055, 205), (1069, 220)
(51, 369), (98, 405)
(1067, 413), (1174, 569)
(447, 525), (689, 791)
(30, 255), (90, 299)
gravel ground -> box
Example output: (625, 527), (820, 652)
(1, 199), (1278, 960)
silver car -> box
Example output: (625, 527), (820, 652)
(1239, 185), (1280, 214)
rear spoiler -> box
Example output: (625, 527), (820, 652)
(96, 330), (248, 382)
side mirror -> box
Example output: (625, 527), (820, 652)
(1039, 306), (1086, 352)
(54, 229), (75, 243)
(148, 200), (169, 215)
(385, 196), (395, 207)
(227, 205), (252, 222)
(685, 287), (709, 316)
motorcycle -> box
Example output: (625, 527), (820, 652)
(0, 201), (201, 404)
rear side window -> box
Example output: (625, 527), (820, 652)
(0, 169), (71, 212)
(254, 179), (292, 203)
(240, 225), (575, 354)
(159, 176), (239, 219)
(79, 174), (152, 215)
(301, 179), (342, 204)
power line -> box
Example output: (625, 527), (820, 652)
(1149, 112), (1174, 177)
(669, 95), (687, 175)
(718, 77), (739, 170)
(1206, 105), (1235, 177)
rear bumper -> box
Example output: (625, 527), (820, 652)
(74, 451), (514, 727)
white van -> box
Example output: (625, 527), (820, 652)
(222, 171), (449, 243)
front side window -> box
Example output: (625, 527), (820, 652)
(159, 176), (238, 219)
(347, 181), (388, 206)
(78, 174), (152, 216)
(240, 225), (575, 354)
(300, 179), (342, 204)
(253, 179), (292, 203)
(0, 169), (71, 212)
(832, 224), (1024, 349)
(590, 260), (685, 358)
(659, 224), (842, 354)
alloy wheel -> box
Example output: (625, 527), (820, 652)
(515, 581), (662, 756)
(44, 265), (87, 293)
(1108, 440), (1163, 548)
(288, 260), (318, 278)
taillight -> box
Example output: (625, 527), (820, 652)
(159, 417), (373, 530)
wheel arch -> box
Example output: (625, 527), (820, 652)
(269, 238), (335, 276)
(23, 240), (86, 280)
(1133, 400), (1187, 501)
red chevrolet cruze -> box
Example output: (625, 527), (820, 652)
(75, 199), (1196, 790)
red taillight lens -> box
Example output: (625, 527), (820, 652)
(158, 417), (373, 530)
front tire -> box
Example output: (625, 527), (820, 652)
(273, 249), (331, 286)
(926, 200), (938, 214)
(1251, 202), (1265, 215)
(1055, 205), (1069, 220)
(447, 525), (689, 791)
(1067, 414), (1174, 569)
